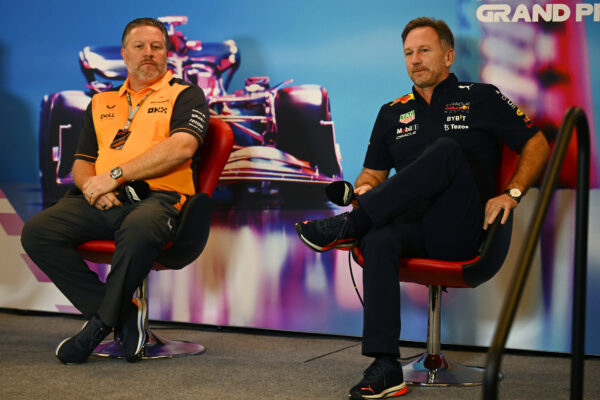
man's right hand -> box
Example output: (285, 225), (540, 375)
(352, 167), (388, 208)
(352, 184), (373, 208)
(354, 183), (373, 196)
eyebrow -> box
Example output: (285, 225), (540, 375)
(404, 45), (431, 51)
(131, 40), (165, 45)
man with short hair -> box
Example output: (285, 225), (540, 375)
(21, 17), (209, 364)
(296, 17), (548, 398)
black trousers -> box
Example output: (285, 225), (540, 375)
(21, 190), (181, 327)
(357, 137), (485, 356)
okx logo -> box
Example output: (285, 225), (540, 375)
(148, 106), (168, 114)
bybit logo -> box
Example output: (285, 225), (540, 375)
(477, 3), (600, 23)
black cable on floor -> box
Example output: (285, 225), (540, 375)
(348, 250), (364, 306)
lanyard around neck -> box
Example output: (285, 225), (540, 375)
(123, 90), (153, 132)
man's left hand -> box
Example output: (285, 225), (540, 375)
(82, 172), (120, 206)
(484, 194), (518, 230)
(94, 192), (123, 211)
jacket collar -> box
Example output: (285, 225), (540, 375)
(412, 73), (458, 105)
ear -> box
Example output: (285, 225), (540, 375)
(121, 47), (125, 59)
(445, 48), (455, 68)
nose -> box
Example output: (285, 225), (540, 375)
(409, 53), (421, 65)
(142, 44), (155, 57)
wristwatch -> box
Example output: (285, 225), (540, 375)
(110, 166), (126, 184)
(504, 187), (522, 203)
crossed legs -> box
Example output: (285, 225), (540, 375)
(357, 138), (484, 356)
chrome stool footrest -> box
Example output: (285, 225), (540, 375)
(93, 328), (206, 359)
(401, 352), (502, 386)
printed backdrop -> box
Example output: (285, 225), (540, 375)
(0, 0), (599, 355)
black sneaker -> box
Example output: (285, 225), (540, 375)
(349, 359), (407, 399)
(295, 212), (358, 252)
(55, 315), (111, 364)
(116, 298), (147, 362)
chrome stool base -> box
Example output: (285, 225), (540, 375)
(93, 328), (206, 359)
(401, 352), (502, 386)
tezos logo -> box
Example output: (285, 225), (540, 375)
(477, 3), (600, 23)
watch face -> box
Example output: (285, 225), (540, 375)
(110, 167), (122, 179)
(509, 188), (522, 198)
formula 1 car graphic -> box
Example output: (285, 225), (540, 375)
(477, 5), (598, 188)
(39, 16), (342, 208)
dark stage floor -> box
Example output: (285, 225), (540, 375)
(1, 311), (598, 400)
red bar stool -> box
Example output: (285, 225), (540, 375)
(348, 150), (518, 385)
(350, 210), (512, 385)
(77, 118), (233, 359)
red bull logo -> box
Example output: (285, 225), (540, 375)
(390, 93), (415, 106)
